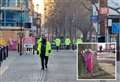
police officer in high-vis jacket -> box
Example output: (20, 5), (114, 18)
(65, 37), (71, 49)
(54, 38), (61, 52)
(37, 35), (51, 70)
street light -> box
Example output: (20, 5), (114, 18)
(36, 4), (39, 37)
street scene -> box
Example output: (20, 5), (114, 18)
(0, 0), (120, 82)
(78, 43), (116, 79)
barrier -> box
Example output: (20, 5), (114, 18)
(0, 46), (8, 66)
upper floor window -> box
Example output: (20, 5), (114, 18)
(1, 0), (6, 7)
(0, 11), (2, 20)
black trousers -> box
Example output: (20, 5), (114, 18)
(66, 45), (70, 50)
(56, 46), (59, 51)
(40, 55), (48, 69)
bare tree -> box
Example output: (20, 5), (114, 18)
(45, 0), (95, 41)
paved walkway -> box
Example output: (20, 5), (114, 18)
(0, 50), (120, 82)
(97, 52), (116, 77)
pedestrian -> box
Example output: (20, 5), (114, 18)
(54, 37), (61, 52)
(99, 45), (103, 53)
(37, 35), (51, 70)
(76, 37), (83, 45)
(65, 37), (71, 50)
(99, 45), (103, 56)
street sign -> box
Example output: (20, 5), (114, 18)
(91, 15), (98, 23)
(100, 7), (109, 14)
(23, 36), (35, 45)
(112, 23), (120, 33)
(108, 19), (112, 26)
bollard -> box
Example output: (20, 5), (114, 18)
(0, 45), (9, 67)
(6, 46), (8, 57)
(5, 46), (7, 58)
(1, 46), (4, 61)
(0, 47), (2, 66)
(3, 46), (6, 60)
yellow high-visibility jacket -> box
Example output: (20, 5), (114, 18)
(55, 38), (61, 47)
(37, 37), (42, 44)
(37, 41), (51, 56)
(65, 38), (71, 45)
(76, 38), (83, 45)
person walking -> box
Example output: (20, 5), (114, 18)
(54, 37), (61, 52)
(37, 35), (51, 70)
(76, 38), (83, 45)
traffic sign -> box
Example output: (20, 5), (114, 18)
(23, 36), (35, 45)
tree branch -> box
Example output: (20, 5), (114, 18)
(93, 3), (99, 13)
(108, 6), (120, 14)
(80, 1), (92, 11)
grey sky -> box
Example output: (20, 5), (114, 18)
(108, 0), (120, 15)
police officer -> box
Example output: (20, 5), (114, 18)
(37, 37), (42, 45)
(76, 38), (83, 45)
(65, 37), (71, 50)
(54, 37), (61, 52)
(37, 35), (51, 70)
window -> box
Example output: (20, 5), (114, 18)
(0, 11), (2, 20)
(112, 18), (119, 23)
(1, 0), (6, 7)
(17, 0), (21, 7)
(8, 0), (17, 7)
(0, 0), (2, 6)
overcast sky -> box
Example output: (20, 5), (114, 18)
(108, 0), (120, 15)
(33, 0), (44, 14)
(108, 0), (120, 8)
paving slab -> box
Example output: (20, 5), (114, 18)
(0, 50), (119, 82)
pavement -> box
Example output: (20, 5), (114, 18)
(97, 52), (116, 77)
(0, 50), (120, 82)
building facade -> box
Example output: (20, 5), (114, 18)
(0, 0), (29, 28)
(0, 0), (30, 50)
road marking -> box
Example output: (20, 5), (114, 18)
(0, 55), (19, 76)
(0, 66), (8, 76)
(39, 70), (44, 81)
(42, 70), (47, 82)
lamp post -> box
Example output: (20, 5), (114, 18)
(36, 4), (39, 38)
(117, 19), (120, 61)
